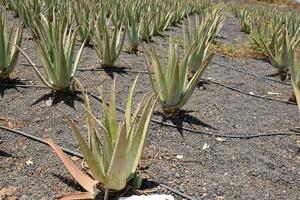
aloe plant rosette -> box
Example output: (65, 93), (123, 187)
(18, 14), (85, 91)
(146, 37), (213, 117)
(0, 11), (23, 80)
(46, 77), (157, 199)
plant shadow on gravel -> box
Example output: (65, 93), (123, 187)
(155, 110), (217, 137)
(51, 173), (159, 199)
(102, 66), (128, 79)
(0, 149), (12, 157)
(31, 91), (83, 109)
(51, 173), (85, 192)
(0, 78), (26, 97)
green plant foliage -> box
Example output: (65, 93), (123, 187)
(291, 49), (300, 111)
(252, 26), (300, 79)
(93, 9), (125, 67)
(46, 77), (156, 198)
(0, 10), (23, 80)
(183, 5), (224, 73)
(146, 36), (214, 117)
(18, 13), (85, 91)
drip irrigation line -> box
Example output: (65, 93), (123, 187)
(87, 90), (300, 139)
(0, 125), (83, 158)
(16, 63), (296, 105)
(19, 62), (149, 74)
(1, 83), (299, 138)
(204, 78), (296, 105)
(77, 67), (149, 74)
(212, 61), (291, 86)
(0, 125), (195, 200)
(18, 61), (296, 105)
(0, 83), (47, 89)
(159, 184), (196, 200)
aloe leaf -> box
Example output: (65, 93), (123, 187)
(150, 46), (168, 101)
(126, 94), (156, 175)
(176, 53), (214, 109)
(106, 123), (127, 191)
(13, 44), (55, 89)
(125, 76), (139, 131)
(59, 110), (105, 182)
(45, 139), (99, 195)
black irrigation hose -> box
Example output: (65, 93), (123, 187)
(19, 62), (149, 74)
(159, 184), (196, 200)
(17, 63), (297, 105)
(1, 83), (299, 139)
(87, 90), (300, 139)
(0, 125), (195, 200)
(212, 61), (291, 86)
(0, 125), (83, 158)
(204, 78), (296, 105)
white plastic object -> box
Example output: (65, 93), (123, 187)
(119, 194), (174, 200)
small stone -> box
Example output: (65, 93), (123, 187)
(26, 160), (34, 166)
(215, 137), (226, 142)
(45, 99), (52, 107)
(202, 143), (210, 150)
(176, 155), (183, 160)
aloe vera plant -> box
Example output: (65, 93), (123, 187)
(291, 49), (300, 111)
(94, 11), (125, 67)
(252, 26), (300, 80)
(125, 8), (139, 53)
(46, 77), (156, 199)
(138, 13), (155, 42)
(146, 36), (214, 117)
(18, 14), (85, 91)
(0, 11), (23, 80)
(236, 8), (251, 34)
(183, 7), (223, 73)
(73, 1), (96, 46)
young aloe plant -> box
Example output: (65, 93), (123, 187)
(45, 77), (156, 199)
(183, 7), (223, 73)
(153, 8), (173, 36)
(73, 1), (96, 46)
(252, 26), (300, 80)
(145, 36), (214, 117)
(124, 8), (139, 53)
(0, 11), (23, 80)
(138, 13), (155, 42)
(237, 8), (251, 34)
(18, 14), (85, 91)
(93, 11), (125, 67)
(291, 49), (300, 111)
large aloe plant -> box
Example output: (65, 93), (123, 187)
(46, 77), (156, 199)
(252, 26), (300, 80)
(18, 14), (85, 91)
(124, 7), (139, 53)
(291, 49), (300, 111)
(0, 11), (23, 80)
(146, 36), (214, 117)
(73, 0), (96, 46)
(183, 6), (223, 73)
(93, 10), (125, 67)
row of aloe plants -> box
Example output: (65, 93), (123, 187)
(230, 3), (300, 108)
(3, 0), (211, 53)
(0, 1), (227, 199)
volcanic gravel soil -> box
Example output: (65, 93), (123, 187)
(1, 7), (300, 200)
